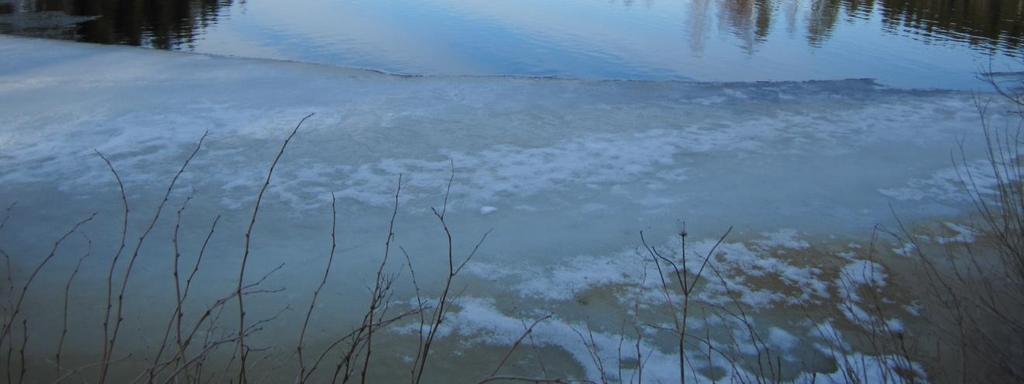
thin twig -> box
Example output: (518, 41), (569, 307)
(297, 193), (340, 383)
(237, 113), (313, 383)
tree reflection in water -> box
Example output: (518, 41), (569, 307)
(1, 0), (232, 49)
(0, 0), (1021, 57)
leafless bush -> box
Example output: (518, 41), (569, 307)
(640, 226), (730, 384)
(0, 113), (593, 384)
(872, 69), (1024, 383)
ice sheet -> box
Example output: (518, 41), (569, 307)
(0, 36), (1008, 382)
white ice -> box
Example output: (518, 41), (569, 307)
(0, 35), (1009, 382)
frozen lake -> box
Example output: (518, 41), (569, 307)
(1, 0), (1023, 382)
(0, 35), (1018, 382)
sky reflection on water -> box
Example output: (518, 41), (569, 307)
(1, 0), (1022, 88)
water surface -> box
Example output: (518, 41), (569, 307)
(2, 0), (1022, 88)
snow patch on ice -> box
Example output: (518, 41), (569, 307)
(936, 222), (976, 244)
(837, 260), (886, 304)
(806, 321), (927, 383)
(878, 160), (996, 202)
(893, 242), (917, 257)
(465, 248), (642, 301)
(467, 233), (831, 309)
(835, 259), (908, 335)
(768, 327), (798, 351)
(397, 297), (926, 383)
(393, 297), (707, 382)
(756, 229), (810, 250)
(332, 128), (737, 208)
(698, 239), (829, 308)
